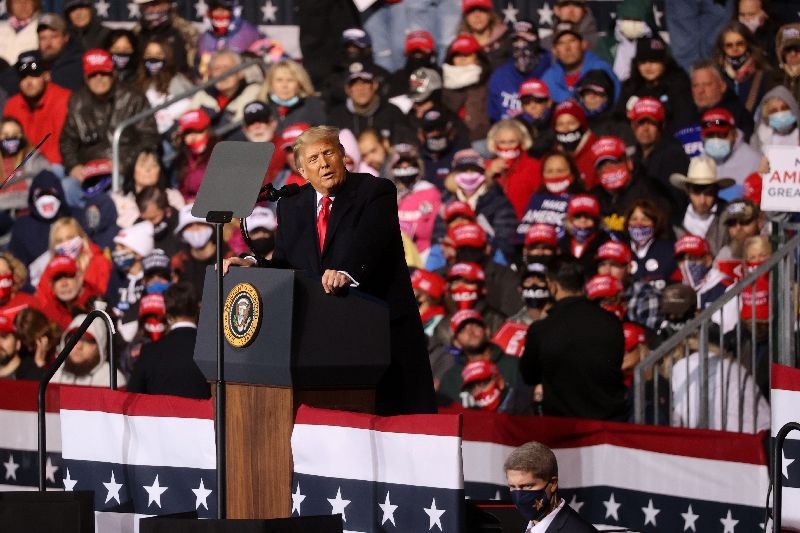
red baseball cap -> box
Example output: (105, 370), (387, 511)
(139, 294), (166, 317)
(410, 269), (446, 300)
(553, 99), (588, 129)
(447, 262), (486, 283)
(448, 222), (487, 248)
(591, 136), (627, 168)
(701, 108), (735, 136)
(462, 0), (493, 13)
(82, 159), (112, 179)
(178, 109), (211, 133)
(444, 201), (476, 222)
(519, 78), (550, 99)
(450, 308), (484, 334)
(448, 34), (481, 57)
(524, 223), (558, 247)
(585, 274), (624, 300)
(627, 97), (665, 123)
(567, 194), (600, 218)
(82, 48), (113, 76)
(596, 241), (632, 265)
(461, 359), (498, 389)
(47, 256), (78, 279)
(674, 234), (710, 257)
(623, 322), (646, 352)
(0, 314), (15, 335)
(277, 122), (311, 151)
(405, 30), (435, 54)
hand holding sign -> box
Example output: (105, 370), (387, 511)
(761, 145), (800, 212)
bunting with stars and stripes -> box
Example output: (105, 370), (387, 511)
(771, 363), (800, 531)
(291, 405), (464, 533)
(456, 409), (770, 532)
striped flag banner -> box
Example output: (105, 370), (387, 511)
(772, 363), (800, 531)
(59, 386), (217, 532)
(455, 409), (770, 532)
(291, 405), (464, 533)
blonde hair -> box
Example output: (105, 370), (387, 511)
(0, 251), (28, 292)
(48, 217), (88, 252)
(292, 126), (345, 169)
(743, 235), (771, 260)
(486, 119), (533, 153)
(262, 59), (316, 100)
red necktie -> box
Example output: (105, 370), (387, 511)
(317, 196), (332, 252)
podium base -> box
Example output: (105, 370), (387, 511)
(139, 514), (343, 533)
(0, 491), (95, 533)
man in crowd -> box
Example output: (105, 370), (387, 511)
(690, 59), (754, 139)
(136, 187), (182, 256)
(715, 199), (765, 266)
(52, 313), (127, 387)
(698, 108), (761, 199)
(63, 0), (109, 51)
(520, 256), (627, 420)
(388, 30), (439, 98)
(417, 107), (467, 188)
(0, 314), (27, 380)
(461, 359), (534, 414)
(37, 13), (83, 91)
(505, 441), (598, 532)
(36, 256), (91, 330)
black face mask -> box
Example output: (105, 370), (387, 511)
(406, 54), (434, 72)
(726, 50), (750, 70)
(250, 236), (275, 256)
(0, 137), (23, 157)
(144, 58), (165, 76)
(456, 247), (486, 264)
(522, 286), (552, 309)
(111, 53), (133, 71)
(152, 218), (169, 240)
(556, 128), (584, 153)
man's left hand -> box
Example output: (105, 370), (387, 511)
(321, 269), (350, 294)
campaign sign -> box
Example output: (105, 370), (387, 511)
(762, 145), (800, 212)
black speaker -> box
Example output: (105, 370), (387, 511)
(0, 491), (95, 533)
(139, 514), (343, 533)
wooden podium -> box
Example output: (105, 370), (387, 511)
(194, 268), (390, 520)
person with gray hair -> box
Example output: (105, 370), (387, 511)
(505, 441), (597, 532)
(224, 125), (436, 415)
(690, 59), (754, 138)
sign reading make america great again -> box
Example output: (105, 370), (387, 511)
(761, 145), (800, 213)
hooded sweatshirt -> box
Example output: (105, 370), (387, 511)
(750, 85), (800, 153)
(51, 314), (127, 387)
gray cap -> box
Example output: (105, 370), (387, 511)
(408, 68), (442, 103)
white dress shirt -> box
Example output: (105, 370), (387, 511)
(525, 498), (565, 533)
(314, 191), (359, 287)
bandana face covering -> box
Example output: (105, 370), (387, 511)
(454, 171), (485, 195)
(111, 53), (132, 71)
(0, 137), (22, 156)
(522, 286), (552, 309)
(572, 226), (594, 243)
(628, 224), (654, 246)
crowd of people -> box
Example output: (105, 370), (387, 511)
(0, 0), (797, 432)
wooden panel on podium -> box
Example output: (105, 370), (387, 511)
(219, 384), (375, 519)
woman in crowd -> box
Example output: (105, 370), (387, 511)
(483, 119), (540, 220)
(456, 0), (509, 70)
(712, 20), (776, 116)
(0, 118), (51, 228)
(750, 85), (799, 152)
(258, 59), (326, 135)
(173, 109), (217, 202)
(105, 29), (139, 83)
(38, 217), (111, 296)
(136, 37), (193, 136)
(113, 149), (185, 228)
(441, 34), (491, 142)
(14, 307), (62, 379)
(0, 251), (38, 316)
(624, 199), (676, 291)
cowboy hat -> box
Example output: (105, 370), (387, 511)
(669, 156), (735, 191)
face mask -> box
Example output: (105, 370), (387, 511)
(473, 381), (502, 411)
(703, 137), (731, 161)
(442, 63), (482, 90)
(510, 483), (552, 522)
(681, 259), (710, 288)
(768, 110), (797, 133)
(0, 273), (13, 302)
(544, 174), (572, 194)
(425, 135), (448, 153)
(183, 226), (214, 249)
(142, 6), (170, 28)
(1, 137), (22, 156)
(496, 148), (520, 161)
(185, 133), (210, 155)
(144, 58), (165, 76)
(393, 165), (420, 187)
(619, 19), (647, 40)
(250, 236), (275, 256)
(454, 171), (486, 195)
(111, 53), (133, 71)
(556, 129), (583, 153)
(726, 51), (750, 71)
(512, 43), (539, 73)
(35, 194), (61, 219)
(598, 163), (631, 191)
(628, 224), (654, 246)
(269, 94), (300, 107)
(523, 286), (552, 309)
(144, 317), (166, 342)
(739, 15), (763, 34)
(210, 10), (232, 36)
(112, 250), (136, 271)
(450, 286), (479, 310)
(55, 236), (83, 260)
(572, 226), (594, 243)
(146, 280), (171, 295)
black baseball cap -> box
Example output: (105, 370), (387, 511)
(243, 100), (273, 126)
(15, 50), (46, 77)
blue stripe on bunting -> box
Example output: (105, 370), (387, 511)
(0, 448), (64, 489)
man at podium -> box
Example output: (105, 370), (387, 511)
(226, 125), (436, 415)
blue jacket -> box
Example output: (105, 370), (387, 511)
(487, 53), (552, 122)
(540, 51), (620, 104)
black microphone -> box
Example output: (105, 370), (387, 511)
(257, 183), (302, 203)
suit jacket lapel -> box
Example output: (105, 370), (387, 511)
(321, 173), (357, 257)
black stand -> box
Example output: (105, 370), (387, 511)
(191, 141), (274, 519)
(772, 421), (800, 531)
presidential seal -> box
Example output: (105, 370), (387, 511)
(223, 282), (261, 348)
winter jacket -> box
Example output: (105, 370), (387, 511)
(714, 130), (762, 190)
(36, 240), (112, 306)
(487, 53), (552, 122)
(78, 193), (119, 252)
(3, 82), (72, 165)
(48, 39), (85, 92)
(397, 180), (442, 256)
(189, 81), (262, 138)
(263, 95), (327, 135)
(702, 88), (756, 140)
(675, 201), (729, 257)
(541, 51), (620, 104)
(486, 152), (542, 220)
(438, 344), (520, 407)
(67, 13), (110, 51)
(51, 314), (127, 387)
(441, 80), (491, 142)
(328, 98), (414, 144)
(60, 84), (158, 175)
(558, 230), (612, 276)
(134, 16), (198, 75)
(0, 151), (51, 211)
(722, 61), (777, 116)
(632, 135), (690, 223)
(0, 16), (39, 65)
(541, 9), (601, 52)
(591, 171), (673, 239)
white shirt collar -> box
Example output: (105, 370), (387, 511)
(170, 321), (197, 330)
(315, 191), (335, 215)
(525, 498), (565, 533)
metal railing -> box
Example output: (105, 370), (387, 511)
(633, 228), (799, 431)
(111, 59), (261, 192)
(37, 310), (116, 490)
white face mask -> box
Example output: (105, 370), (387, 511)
(35, 195), (61, 220)
(54, 236), (83, 260)
(183, 226), (214, 249)
(619, 19), (647, 40)
(442, 63), (482, 90)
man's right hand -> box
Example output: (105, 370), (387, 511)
(222, 256), (256, 275)
(69, 165), (85, 181)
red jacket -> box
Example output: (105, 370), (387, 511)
(3, 82), (72, 165)
(36, 243), (112, 318)
(0, 291), (39, 319)
(572, 131), (601, 191)
(489, 152), (542, 220)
